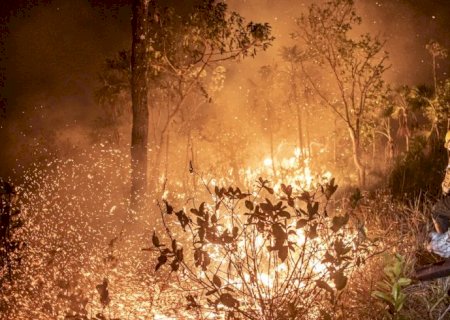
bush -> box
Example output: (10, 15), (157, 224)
(389, 135), (447, 199)
(151, 178), (375, 319)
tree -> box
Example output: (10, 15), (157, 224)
(296, 0), (389, 187)
(102, 0), (273, 207)
(426, 40), (448, 97)
(130, 0), (151, 210)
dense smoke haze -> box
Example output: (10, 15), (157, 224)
(1, 0), (449, 178)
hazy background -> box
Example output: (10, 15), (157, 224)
(1, 0), (449, 177)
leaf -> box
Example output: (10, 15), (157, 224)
(176, 248), (183, 262)
(307, 223), (318, 239)
(152, 231), (161, 248)
(213, 275), (222, 288)
(232, 226), (239, 238)
(333, 270), (348, 290)
(199, 202), (206, 215)
(186, 295), (200, 309)
(307, 202), (319, 218)
(155, 254), (168, 271)
(334, 239), (351, 257)
(296, 219), (308, 229)
(202, 252), (211, 271)
(272, 223), (287, 242)
(372, 290), (394, 305)
(279, 211), (291, 219)
(324, 178), (338, 200)
(245, 200), (254, 211)
(397, 278), (411, 287)
(264, 186), (274, 194)
(350, 188), (363, 208)
(331, 214), (349, 232)
(175, 210), (190, 231)
(278, 245), (288, 262)
(281, 183), (292, 196)
(164, 200), (174, 214)
(171, 239), (177, 253)
(170, 259), (180, 271)
(219, 293), (239, 308)
(214, 186), (221, 198)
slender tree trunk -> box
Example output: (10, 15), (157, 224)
(164, 129), (170, 183)
(333, 117), (338, 166)
(190, 138), (197, 194)
(130, 0), (150, 211)
(266, 102), (277, 178)
(371, 128), (376, 168)
(305, 107), (311, 158)
(291, 70), (304, 159)
(295, 103), (304, 159)
(348, 128), (366, 187)
(432, 54), (437, 97)
(183, 132), (191, 194)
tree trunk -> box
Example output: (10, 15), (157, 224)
(305, 107), (311, 158)
(130, 0), (150, 211)
(349, 128), (366, 187)
(266, 102), (277, 178)
(371, 128), (376, 168)
(295, 103), (304, 159)
(333, 117), (338, 166)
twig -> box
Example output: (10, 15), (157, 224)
(438, 303), (450, 320)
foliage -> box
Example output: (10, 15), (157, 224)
(151, 178), (375, 319)
(96, 0), (274, 193)
(389, 135), (447, 199)
(372, 254), (411, 319)
(295, 0), (390, 186)
(0, 179), (25, 312)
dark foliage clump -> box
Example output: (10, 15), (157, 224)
(389, 135), (447, 199)
(0, 179), (25, 313)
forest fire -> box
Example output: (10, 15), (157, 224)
(2, 0), (450, 319)
(248, 148), (332, 194)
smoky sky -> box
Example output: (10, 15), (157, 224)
(0, 0), (449, 177)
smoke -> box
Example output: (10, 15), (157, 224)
(1, 0), (449, 178)
(0, 0), (131, 177)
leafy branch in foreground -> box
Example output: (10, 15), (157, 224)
(148, 178), (376, 319)
(372, 254), (411, 320)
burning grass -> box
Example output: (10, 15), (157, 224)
(1, 146), (449, 319)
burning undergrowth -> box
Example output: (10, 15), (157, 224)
(0, 144), (385, 319)
(151, 176), (380, 319)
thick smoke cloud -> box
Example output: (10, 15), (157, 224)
(0, 0), (130, 177)
(0, 0), (449, 177)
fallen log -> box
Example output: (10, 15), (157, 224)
(414, 259), (450, 281)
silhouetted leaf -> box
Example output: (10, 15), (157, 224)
(296, 219), (308, 229)
(213, 274), (222, 287)
(155, 254), (168, 271)
(245, 200), (254, 211)
(278, 245), (288, 262)
(333, 270), (347, 290)
(331, 214), (349, 232)
(350, 188), (363, 208)
(307, 223), (318, 239)
(152, 231), (161, 247)
(219, 293), (239, 308)
(164, 200), (174, 214)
